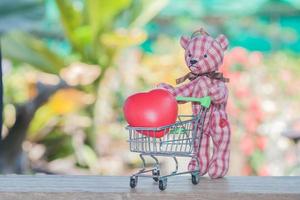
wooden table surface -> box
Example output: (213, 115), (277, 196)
(0, 175), (299, 200)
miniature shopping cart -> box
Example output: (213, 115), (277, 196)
(126, 96), (211, 190)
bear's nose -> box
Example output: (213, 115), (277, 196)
(190, 59), (198, 65)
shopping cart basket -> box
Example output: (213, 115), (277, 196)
(126, 96), (211, 190)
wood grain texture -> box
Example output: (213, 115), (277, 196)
(0, 175), (299, 200)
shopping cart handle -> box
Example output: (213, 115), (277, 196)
(176, 96), (211, 108)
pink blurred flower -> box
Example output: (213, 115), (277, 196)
(244, 113), (258, 133)
(242, 165), (252, 175)
(248, 51), (263, 67)
(235, 87), (251, 99)
(227, 98), (239, 119)
(258, 165), (269, 176)
(230, 47), (249, 66)
(256, 136), (267, 151)
(240, 135), (255, 156)
(227, 73), (242, 85)
(249, 98), (264, 122)
(220, 53), (234, 72)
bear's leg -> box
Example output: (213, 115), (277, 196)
(208, 112), (230, 179)
(188, 130), (210, 176)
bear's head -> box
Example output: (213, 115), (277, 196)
(180, 29), (229, 75)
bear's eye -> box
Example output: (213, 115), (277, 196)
(204, 54), (208, 58)
(188, 53), (192, 57)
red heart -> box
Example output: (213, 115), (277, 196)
(219, 118), (228, 128)
(123, 89), (178, 138)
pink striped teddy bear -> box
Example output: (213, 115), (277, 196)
(158, 28), (231, 178)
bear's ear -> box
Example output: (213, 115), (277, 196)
(180, 36), (190, 49)
(216, 34), (229, 51)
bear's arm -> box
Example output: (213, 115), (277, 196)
(172, 81), (195, 97)
(209, 83), (228, 104)
(158, 81), (195, 97)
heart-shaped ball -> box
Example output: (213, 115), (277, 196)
(123, 89), (178, 138)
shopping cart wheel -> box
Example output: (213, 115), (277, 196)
(130, 176), (138, 188)
(158, 178), (167, 191)
(191, 173), (200, 185)
(152, 169), (160, 182)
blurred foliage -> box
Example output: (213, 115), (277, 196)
(1, 0), (300, 175)
(1, 0), (167, 174)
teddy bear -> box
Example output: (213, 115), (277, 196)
(158, 28), (230, 178)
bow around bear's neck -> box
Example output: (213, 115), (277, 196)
(176, 71), (229, 85)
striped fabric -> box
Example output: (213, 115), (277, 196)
(158, 30), (230, 178)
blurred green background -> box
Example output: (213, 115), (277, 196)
(1, 0), (300, 176)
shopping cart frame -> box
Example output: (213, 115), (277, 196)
(126, 96), (211, 190)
